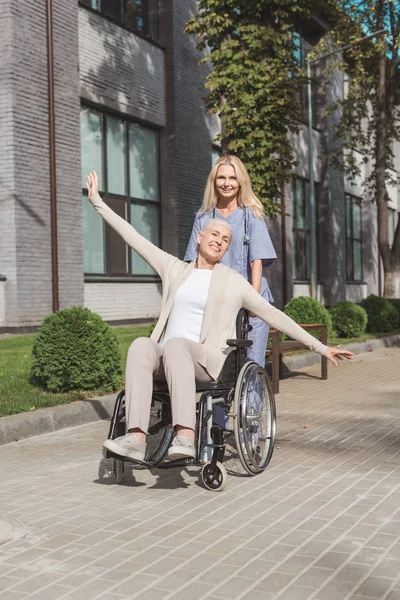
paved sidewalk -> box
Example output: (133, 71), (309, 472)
(0, 347), (400, 600)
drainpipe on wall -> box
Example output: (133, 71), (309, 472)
(46, 0), (59, 312)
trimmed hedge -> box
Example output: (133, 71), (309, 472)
(31, 307), (123, 393)
(359, 295), (400, 333)
(283, 296), (333, 339)
(386, 298), (400, 319)
(329, 301), (368, 338)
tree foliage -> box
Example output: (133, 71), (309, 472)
(186, 0), (322, 215)
(321, 0), (400, 296)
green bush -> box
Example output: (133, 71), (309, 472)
(359, 295), (400, 333)
(283, 296), (333, 339)
(329, 301), (368, 338)
(386, 298), (400, 319)
(31, 307), (123, 393)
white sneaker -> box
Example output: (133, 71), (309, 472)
(103, 433), (146, 462)
(167, 436), (196, 460)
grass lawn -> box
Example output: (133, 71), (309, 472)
(0, 326), (398, 418)
(0, 325), (152, 417)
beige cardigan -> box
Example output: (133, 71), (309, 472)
(89, 193), (327, 379)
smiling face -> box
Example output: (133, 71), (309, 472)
(197, 223), (232, 265)
(215, 164), (240, 204)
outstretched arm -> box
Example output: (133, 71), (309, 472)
(242, 286), (353, 366)
(86, 172), (179, 279)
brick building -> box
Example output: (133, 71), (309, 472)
(0, 1), (398, 331)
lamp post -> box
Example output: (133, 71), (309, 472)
(306, 29), (385, 300)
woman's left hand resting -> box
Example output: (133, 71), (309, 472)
(86, 171), (99, 197)
(323, 347), (354, 366)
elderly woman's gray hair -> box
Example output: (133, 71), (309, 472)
(199, 218), (232, 240)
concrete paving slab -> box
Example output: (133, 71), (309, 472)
(0, 347), (399, 600)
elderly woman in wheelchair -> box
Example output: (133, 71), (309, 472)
(86, 172), (353, 491)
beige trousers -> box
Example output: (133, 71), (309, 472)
(125, 337), (214, 433)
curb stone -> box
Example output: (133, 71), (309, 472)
(280, 332), (400, 374)
(1, 334), (399, 447)
(0, 395), (116, 446)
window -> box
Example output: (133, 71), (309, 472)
(293, 32), (304, 67)
(292, 177), (319, 281)
(388, 207), (398, 248)
(212, 146), (221, 166)
(345, 194), (363, 282)
(80, 107), (160, 277)
(292, 34), (317, 126)
(293, 178), (311, 281)
(80, 0), (158, 41)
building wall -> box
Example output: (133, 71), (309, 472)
(84, 282), (161, 322)
(78, 7), (165, 126)
(158, 0), (217, 260)
(0, 0), (17, 327)
(54, 0), (84, 313)
(0, 0), (83, 328)
(78, 4), (167, 322)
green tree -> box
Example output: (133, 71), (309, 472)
(185, 0), (322, 215)
(322, 0), (400, 297)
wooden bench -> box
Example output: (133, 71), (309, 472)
(266, 324), (328, 394)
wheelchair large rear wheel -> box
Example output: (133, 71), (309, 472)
(233, 361), (276, 475)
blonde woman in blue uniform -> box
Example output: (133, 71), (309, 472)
(185, 155), (276, 368)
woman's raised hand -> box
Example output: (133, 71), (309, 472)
(86, 171), (99, 198)
(323, 346), (354, 366)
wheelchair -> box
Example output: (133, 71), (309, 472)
(106, 310), (277, 491)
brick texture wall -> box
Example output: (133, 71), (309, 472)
(158, 0), (216, 259)
(78, 7), (165, 125)
(84, 282), (161, 322)
(0, 0), (83, 328)
(0, 0), (18, 326)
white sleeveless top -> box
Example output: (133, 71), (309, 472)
(160, 269), (213, 346)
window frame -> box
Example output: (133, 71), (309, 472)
(81, 104), (161, 282)
(345, 193), (363, 283)
(79, 0), (161, 47)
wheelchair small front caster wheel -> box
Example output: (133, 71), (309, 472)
(201, 461), (227, 492)
(114, 458), (124, 484)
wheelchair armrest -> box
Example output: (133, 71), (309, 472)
(226, 339), (253, 348)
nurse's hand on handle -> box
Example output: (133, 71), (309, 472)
(86, 171), (99, 198)
(323, 346), (354, 366)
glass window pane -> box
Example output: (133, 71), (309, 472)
(293, 32), (303, 65)
(148, 0), (158, 39)
(102, 0), (122, 21)
(129, 124), (157, 201)
(353, 241), (362, 281)
(107, 117), (126, 195)
(82, 195), (105, 273)
(81, 108), (103, 190)
(353, 201), (362, 239)
(126, 0), (144, 32)
(345, 195), (352, 238)
(130, 203), (159, 275)
(295, 179), (305, 229)
(212, 148), (221, 166)
(108, 197), (129, 275)
(80, 0), (99, 9)
(346, 237), (353, 280)
(388, 208), (396, 247)
(304, 181), (311, 228)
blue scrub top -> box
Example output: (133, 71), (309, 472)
(184, 207), (277, 302)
